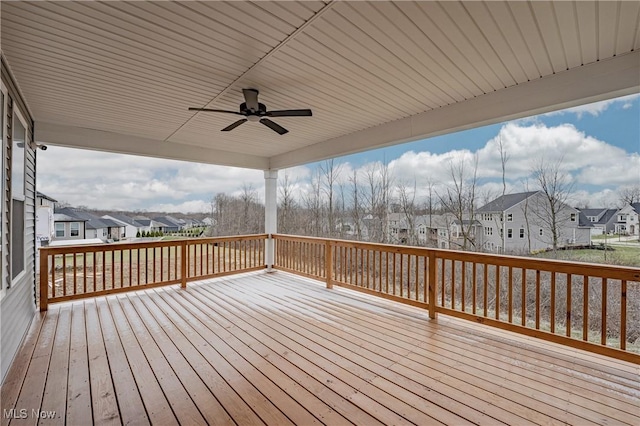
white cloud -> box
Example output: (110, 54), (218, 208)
(543, 93), (639, 119)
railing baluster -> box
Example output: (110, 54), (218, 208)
(83, 253), (87, 294)
(583, 275), (589, 341)
(40, 253), (49, 311)
(461, 261), (466, 311)
(472, 262), (477, 315)
(601, 278), (607, 346)
(484, 263), (488, 318)
(428, 252), (436, 319)
(566, 273), (572, 337)
(621, 280), (627, 350)
(495, 265), (500, 320)
(551, 272), (556, 333)
(451, 260), (456, 309)
(73, 253), (77, 296)
(535, 270), (541, 329)
(521, 270), (526, 326)
(508, 266), (513, 323)
(62, 254), (67, 296)
(441, 258), (446, 307)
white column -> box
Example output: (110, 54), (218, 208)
(264, 170), (278, 271)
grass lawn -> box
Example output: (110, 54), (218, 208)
(535, 246), (640, 267)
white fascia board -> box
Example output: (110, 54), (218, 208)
(35, 121), (269, 170)
(269, 51), (640, 169)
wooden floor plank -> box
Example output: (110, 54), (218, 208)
(10, 306), (60, 426)
(0, 312), (46, 426)
(39, 306), (72, 425)
(151, 288), (306, 426)
(134, 292), (265, 426)
(95, 298), (149, 425)
(112, 294), (208, 425)
(123, 293), (235, 425)
(260, 275), (640, 418)
(192, 283), (455, 426)
(208, 278), (553, 426)
(65, 303), (92, 425)
(221, 274), (640, 425)
(4, 271), (639, 426)
(84, 300), (119, 426)
(168, 288), (362, 426)
(104, 297), (176, 424)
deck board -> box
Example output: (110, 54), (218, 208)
(2, 271), (639, 425)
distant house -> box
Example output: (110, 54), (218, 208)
(612, 203), (640, 236)
(55, 208), (124, 242)
(576, 208), (618, 235)
(35, 192), (57, 247)
(102, 214), (142, 238)
(477, 191), (591, 253)
(152, 216), (183, 233)
(53, 213), (87, 241)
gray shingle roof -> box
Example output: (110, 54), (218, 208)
(477, 191), (539, 213)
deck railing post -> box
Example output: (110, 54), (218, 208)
(180, 241), (187, 288)
(428, 250), (437, 319)
(326, 240), (333, 289)
(39, 250), (48, 311)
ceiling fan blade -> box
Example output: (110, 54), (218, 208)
(259, 118), (288, 135)
(189, 107), (244, 115)
(266, 109), (313, 117)
(242, 89), (259, 111)
(221, 119), (248, 132)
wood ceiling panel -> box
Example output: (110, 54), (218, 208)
(507, 1), (554, 76)
(530, 1), (568, 73)
(552, 2), (582, 69)
(458, 1), (526, 84)
(576, 1), (598, 64)
(2, 1), (637, 169)
(484, 1), (541, 81)
(598, 1), (619, 60)
(615, 1), (640, 54)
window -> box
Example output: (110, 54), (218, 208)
(589, 216), (597, 222)
(506, 213), (513, 222)
(519, 228), (525, 238)
(484, 227), (493, 236)
(570, 213), (577, 222)
(539, 228), (543, 237)
(507, 228), (513, 238)
(11, 112), (26, 280)
(55, 223), (65, 238)
(619, 214), (627, 221)
(70, 222), (79, 237)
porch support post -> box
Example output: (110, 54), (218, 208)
(264, 170), (278, 271)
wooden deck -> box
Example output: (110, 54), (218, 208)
(2, 271), (639, 425)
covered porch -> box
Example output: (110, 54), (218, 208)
(3, 271), (638, 425)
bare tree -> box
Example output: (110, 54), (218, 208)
(437, 154), (480, 250)
(362, 161), (393, 243)
(278, 171), (297, 234)
(302, 167), (323, 236)
(396, 179), (418, 245)
(349, 170), (364, 240)
(619, 185), (640, 206)
(320, 159), (343, 237)
(530, 156), (575, 256)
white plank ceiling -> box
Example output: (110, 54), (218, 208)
(2, 1), (639, 169)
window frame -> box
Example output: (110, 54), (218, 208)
(519, 228), (525, 238)
(0, 83), (6, 299)
(70, 222), (79, 237)
(506, 213), (513, 222)
(10, 107), (28, 284)
(507, 228), (513, 239)
(55, 223), (65, 238)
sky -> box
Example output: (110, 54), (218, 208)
(37, 93), (640, 213)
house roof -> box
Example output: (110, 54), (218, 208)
(153, 216), (183, 227)
(578, 208), (607, 218)
(477, 191), (539, 213)
(36, 191), (57, 203)
(631, 203), (640, 214)
(55, 208), (122, 230)
(3, 2), (637, 170)
(53, 213), (86, 223)
(105, 214), (140, 227)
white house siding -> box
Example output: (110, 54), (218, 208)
(1, 58), (37, 382)
(479, 193), (590, 254)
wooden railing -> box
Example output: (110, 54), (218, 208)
(39, 234), (266, 310)
(273, 234), (640, 363)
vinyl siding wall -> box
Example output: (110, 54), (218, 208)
(1, 57), (37, 383)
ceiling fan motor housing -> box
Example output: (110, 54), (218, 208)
(240, 102), (267, 115)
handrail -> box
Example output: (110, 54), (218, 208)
(38, 234), (267, 310)
(272, 234), (640, 363)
